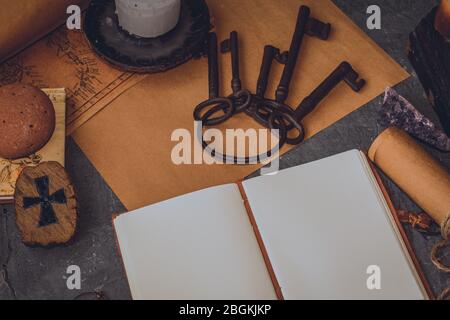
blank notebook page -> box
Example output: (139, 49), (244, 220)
(114, 184), (276, 300)
(243, 150), (425, 299)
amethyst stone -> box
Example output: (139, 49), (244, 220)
(379, 88), (450, 152)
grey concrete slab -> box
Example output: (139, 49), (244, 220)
(0, 0), (448, 299)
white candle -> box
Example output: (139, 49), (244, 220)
(115, 0), (181, 38)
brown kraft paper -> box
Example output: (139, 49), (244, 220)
(72, 0), (410, 210)
(0, 0), (89, 63)
(368, 127), (450, 235)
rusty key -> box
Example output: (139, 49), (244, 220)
(294, 61), (366, 121)
(193, 32), (235, 126)
(208, 32), (220, 99)
(256, 45), (288, 99)
(270, 61), (366, 145)
(275, 6), (331, 105)
(198, 41), (287, 165)
(221, 31), (252, 113)
(248, 45), (291, 126)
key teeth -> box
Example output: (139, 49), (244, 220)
(320, 23), (332, 40)
(274, 50), (289, 65)
(353, 79), (366, 92)
(306, 18), (332, 40)
(220, 39), (231, 53)
(344, 70), (366, 92)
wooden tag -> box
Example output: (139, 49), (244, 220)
(14, 162), (77, 246)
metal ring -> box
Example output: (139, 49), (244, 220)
(198, 90), (251, 127)
(250, 98), (295, 129)
(193, 97), (235, 126)
(198, 120), (287, 165)
(269, 110), (305, 145)
(231, 89), (252, 114)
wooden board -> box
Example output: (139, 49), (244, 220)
(14, 161), (77, 246)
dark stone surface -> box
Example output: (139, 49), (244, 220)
(1, 0), (449, 299)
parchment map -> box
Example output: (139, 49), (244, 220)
(0, 26), (143, 134)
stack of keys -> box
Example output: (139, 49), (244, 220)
(194, 5), (366, 164)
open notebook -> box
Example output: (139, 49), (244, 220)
(114, 150), (432, 300)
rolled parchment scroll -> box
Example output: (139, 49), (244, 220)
(369, 127), (450, 237)
(0, 0), (89, 63)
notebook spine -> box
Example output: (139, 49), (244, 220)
(237, 182), (284, 300)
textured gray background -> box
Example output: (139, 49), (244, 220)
(1, 0), (449, 300)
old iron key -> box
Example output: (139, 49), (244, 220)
(294, 61), (365, 120)
(193, 32), (235, 126)
(247, 45), (292, 127)
(259, 6), (332, 146)
(270, 61), (366, 145)
(194, 33), (284, 165)
(255, 5), (330, 106)
(200, 40), (288, 165)
(275, 6), (331, 105)
(256, 46), (288, 99)
(252, 6), (331, 131)
(221, 31), (252, 113)
(250, 45), (290, 150)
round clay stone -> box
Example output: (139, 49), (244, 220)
(0, 84), (55, 159)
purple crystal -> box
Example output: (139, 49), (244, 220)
(379, 88), (450, 152)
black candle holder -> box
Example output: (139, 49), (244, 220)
(84, 0), (211, 73)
